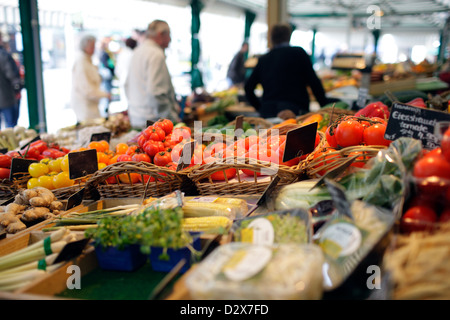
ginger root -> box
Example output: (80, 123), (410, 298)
(49, 201), (64, 211)
(21, 207), (50, 222)
(0, 212), (19, 227)
(5, 203), (27, 215)
(28, 187), (56, 207)
(6, 220), (26, 234)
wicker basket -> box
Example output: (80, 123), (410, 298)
(0, 179), (17, 200)
(305, 145), (387, 178)
(297, 107), (355, 124)
(85, 161), (197, 199)
(188, 156), (304, 196)
(226, 116), (274, 130)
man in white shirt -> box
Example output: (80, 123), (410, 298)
(125, 20), (181, 129)
(70, 34), (111, 123)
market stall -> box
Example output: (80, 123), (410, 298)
(0, 88), (449, 301)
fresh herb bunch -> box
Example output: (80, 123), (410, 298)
(85, 206), (193, 260)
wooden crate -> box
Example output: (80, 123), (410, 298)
(369, 77), (416, 96)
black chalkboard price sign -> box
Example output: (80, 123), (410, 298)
(68, 149), (99, 180)
(385, 103), (450, 150)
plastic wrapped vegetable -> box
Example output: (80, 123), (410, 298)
(232, 209), (312, 245)
(185, 242), (324, 300)
(315, 200), (395, 292)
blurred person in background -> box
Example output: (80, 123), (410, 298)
(99, 37), (115, 115)
(245, 23), (328, 118)
(0, 33), (22, 128)
(70, 34), (111, 123)
(115, 37), (137, 106)
(125, 20), (181, 129)
(227, 42), (249, 88)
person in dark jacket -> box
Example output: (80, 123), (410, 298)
(227, 42), (249, 87)
(0, 38), (22, 128)
(244, 23), (328, 118)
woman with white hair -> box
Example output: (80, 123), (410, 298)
(70, 34), (111, 123)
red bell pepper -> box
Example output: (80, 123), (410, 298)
(355, 101), (390, 120)
(406, 98), (427, 108)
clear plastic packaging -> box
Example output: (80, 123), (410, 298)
(185, 242), (324, 300)
(314, 200), (395, 291)
(231, 208), (313, 245)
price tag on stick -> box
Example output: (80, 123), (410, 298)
(234, 115), (244, 140)
(255, 175), (281, 209)
(65, 188), (85, 211)
(68, 149), (98, 180)
(20, 135), (41, 151)
(176, 140), (196, 172)
(9, 158), (37, 181)
(90, 132), (111, 143)
(283, 122), (318, 163)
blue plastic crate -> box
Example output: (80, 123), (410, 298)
(149, 236), (201, 274)
(94, 244), (148, 272)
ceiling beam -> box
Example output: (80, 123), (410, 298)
(290, 8), (450, 18)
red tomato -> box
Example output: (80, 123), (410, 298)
(363, 123), (391, 146)
(147, 126), (166, 141)
(439, 207), (450, 223)
(313, 148), (340, 176)
(266, 135), (286, 150)
(6, 151), (21, 159)
(401, 205), (438, 233)
(154, 119), (174, 135)
(153, 151), (172, 167)
(22, 146), (40, 159)
(335, 120), (364, 148)
(170, 143), (184, 163)
(30, 140), (48, 153)
(276, 142), (300, 167)
(348, 151), (368, 168)
(143, 140), (164, 157)
(441, 126), (450, 163)
(193, 144), (206, 165)
(325, 126), (338, 148)
(407, 194), (437, 211)
(165, 162), (178, 171)
(132, 153), (151, 163)
(42, 148), (65, 159)
(125, 145), (139, 156)
(172, 127), (191, 143)
(204, 156), (236, 181)
(234, 136), (259, 153)
(413, 156), (450, 181)
(424, 147), (444, 159)
(137, 134), (147, 148)
(117, 154), (133, 162)
(106, 176), (119, 184)
(0, 154), (12, 168)
(204, 142), (227, 159)
(0, 168), (10, 179)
